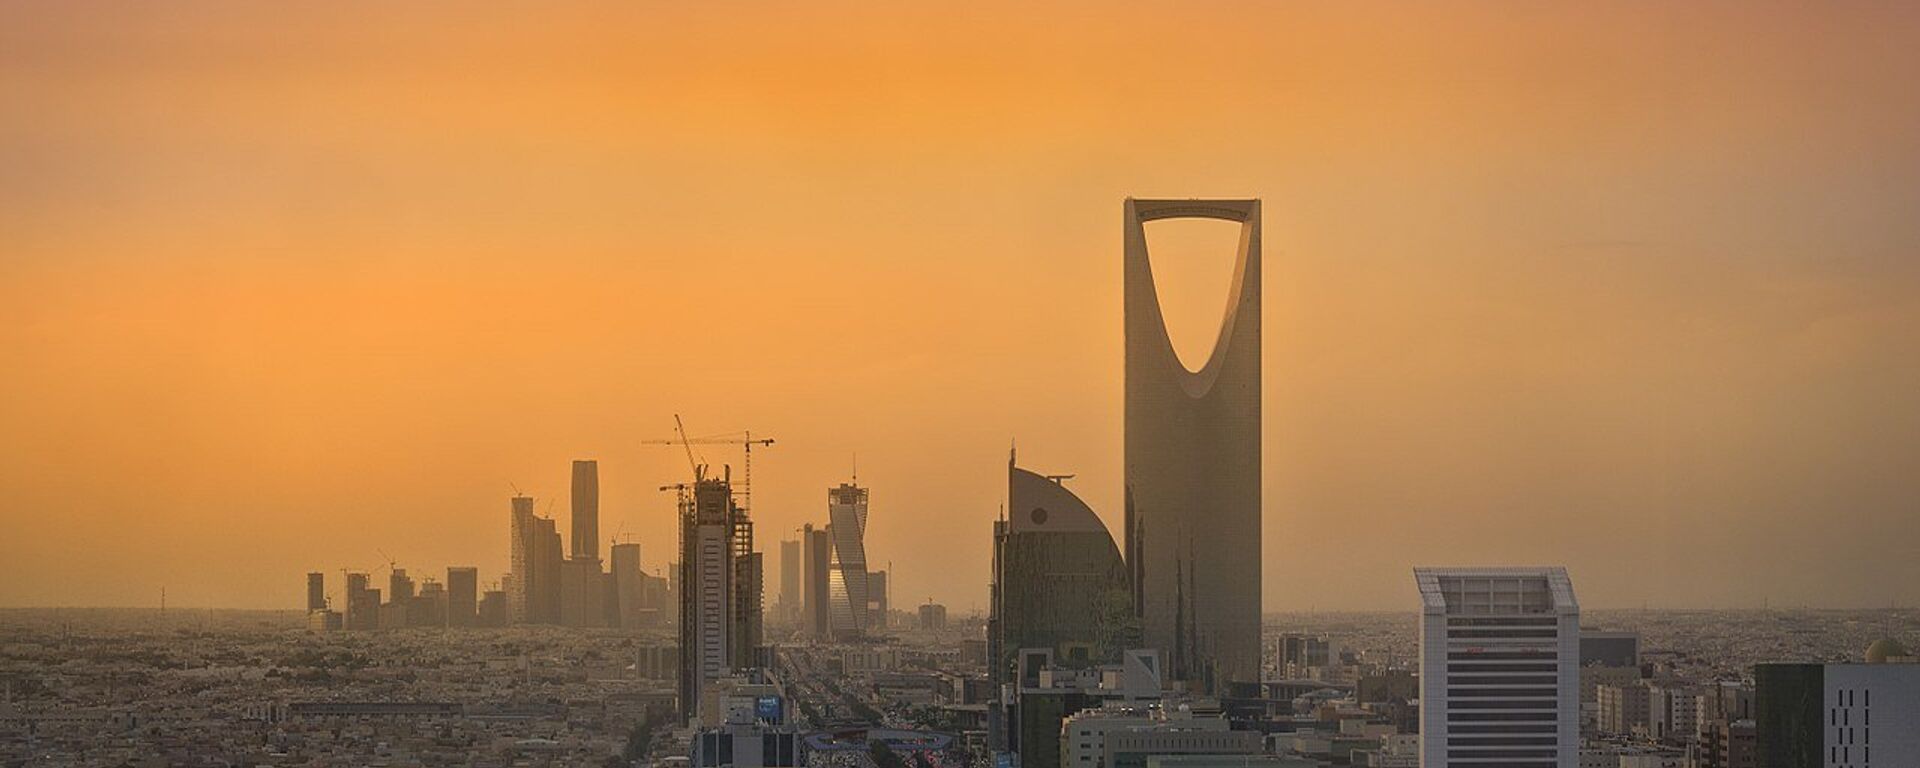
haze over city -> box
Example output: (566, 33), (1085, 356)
(6, 0), (1920, 616)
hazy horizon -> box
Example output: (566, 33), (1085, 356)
(5, 1), (1919, 613)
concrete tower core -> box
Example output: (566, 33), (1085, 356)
(1123, 197), (1261, 693)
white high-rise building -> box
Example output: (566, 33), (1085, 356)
(1416, 567), (1579, 768)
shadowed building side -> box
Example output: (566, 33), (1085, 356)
(989, 450), (1137, 685)
(1122, 197), (1262, 693)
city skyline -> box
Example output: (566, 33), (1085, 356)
(7, 2), (1920, 615)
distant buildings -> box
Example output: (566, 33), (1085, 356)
(446, 566), (478, 627)
(1061, 706), (1256, 768)
(1582, 629), (1641, 669)
(1598, 681), (1651, 736)
(344, 571), (378, 630)
(508, 494), (564, 624)
(919, 601), (948, 631)
(867, 568), (889, 628)
(1123, 198), (1263, 693)
(304, 571), (340, 630)
(478, 587), (508, 626)
(778, 537), (800, 625)
(1755, 660), (1920, 767)
(610, 542), (646, 629)
(306, 572), (326, 612)
(989, 450), (1135, 685)
(1276, 634), (1336, 680)
(800, 523), (832, 637)
(1415, 566), (1579, 768)
(388, 568), (414, 603)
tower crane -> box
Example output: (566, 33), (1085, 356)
(643, 414), (776, 514)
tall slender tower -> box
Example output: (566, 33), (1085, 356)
(779, 538), (800, 623)
(571, 459), (599, 561)
(508, 495), (536, 623)
(1123, 198), (1262, 692)
(827, 482), (871, 637)
(801, 523), (832, 637)
(306, 572), (326, 612)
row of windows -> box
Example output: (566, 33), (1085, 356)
(1444, 763), (1556, 768)
(1450, 724), (1556, 734)
(1447, 750), (1558, 760)
(1449, 700), (1559, 710)
(1831, 744), (1869, 765)
(1447, 736), (1557, 747)
(1447, 675), (1559, 686)
(1832, 723), (1870, 745)
(1449, 688), (1559, 698)
(1448, 663), (1558, 673)
(1447, 651), (1557, 661)
(1447, 617), (1559, 627)
(1448, 629), (1558, 639)
(1832, 705), (1873, 727)
(1448, 711), (1558, 722)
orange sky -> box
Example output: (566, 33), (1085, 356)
(3, 1), (1918, 612)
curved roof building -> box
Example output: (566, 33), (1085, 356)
(1123, 198), (1262, 692)
(989, 451), (1136, 684)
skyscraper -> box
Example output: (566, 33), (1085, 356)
(571, 459), (599, 561)
(532, 515), (563, 623)
(344, 571), (377, 630)
(800, 523), (832, 637)
(509, 494), (535, 623)
(677, 468), (762, 720)
(779, 538), (800, 623)
(1122, 197), (1262, 692)
(563, 460), (605, 628)
(1415, 567), (1580, 768)
(306, 572), (326, 612)
(508, 494), (563, 624)
(612, 541), (645, 629)
(827, 482), (871, 637)
(446, 566), (478, 627)
(388, 568), (414, 603)
(867, 568), (888, 628)
(989, 450), (1135, 684)
(561, 557), (605, 627)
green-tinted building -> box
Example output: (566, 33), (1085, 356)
(988, 451), (1138, 686)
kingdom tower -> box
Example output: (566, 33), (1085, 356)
(1122, 198), (1262, 692)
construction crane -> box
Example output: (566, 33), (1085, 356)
(643, 414), (776, 514)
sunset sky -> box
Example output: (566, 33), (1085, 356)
(3, 2), (1918, 612)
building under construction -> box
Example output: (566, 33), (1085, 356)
(676, 466), (764, 720)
